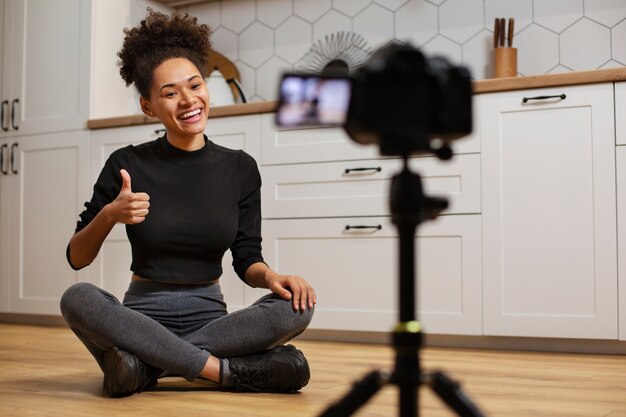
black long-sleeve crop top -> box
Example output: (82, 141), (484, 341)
(68, 135), (264, 284)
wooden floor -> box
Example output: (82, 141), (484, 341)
(1, 323), (626, 417)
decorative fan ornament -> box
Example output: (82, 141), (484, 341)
(297, 31), (374, 75)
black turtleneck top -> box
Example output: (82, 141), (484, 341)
(69, 135), (264, 284)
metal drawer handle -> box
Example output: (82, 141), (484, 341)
(10, 143), (18, 174)
(0, 144), (7, 175)
(10, 98), (19, 130)
(1, 100), (8, 131)
(344, 167), (382, 175)
(522, 94), (566, 104)
(154, 128), (166, 135)
(345, 225), (382, 231)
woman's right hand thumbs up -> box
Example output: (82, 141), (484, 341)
(120, 168), (133, 193)
(106, 168), (151, 225)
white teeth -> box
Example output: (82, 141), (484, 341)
(180, 109), (201, 119)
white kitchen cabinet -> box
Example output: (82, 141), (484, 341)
(262, 215), (482, 335)
(617, 146), (626, 341)
(260, 107), (483, 335)
(616, 82), (626, 146)
(2, 131), (90, 314)
(0, 0), (91, 315)
(88, 115), (264, 310)
(0, 0), (90, 137)
(481, 83), (618, 339)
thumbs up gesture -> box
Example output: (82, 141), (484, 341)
(107, 169), (150, 225)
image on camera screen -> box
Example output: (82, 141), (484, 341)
(276, 75), (352, 128)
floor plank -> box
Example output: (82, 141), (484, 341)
(0, 323), (625, 417)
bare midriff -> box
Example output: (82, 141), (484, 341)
(131, 273), (218, 285)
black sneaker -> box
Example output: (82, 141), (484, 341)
(103, 347), (159, 397)
(225, 344), (310, 392)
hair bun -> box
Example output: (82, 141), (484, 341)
(118, 9), (212, 98)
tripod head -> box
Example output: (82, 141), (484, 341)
(390, 156), (449, 227)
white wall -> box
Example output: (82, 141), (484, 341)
(184, 0), (626, 102)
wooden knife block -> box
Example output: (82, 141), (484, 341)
(494, 47), (517, 78)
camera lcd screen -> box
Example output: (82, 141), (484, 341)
(276, 74), (352, 128)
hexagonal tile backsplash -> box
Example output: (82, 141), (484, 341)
(183, 0), (626, 101)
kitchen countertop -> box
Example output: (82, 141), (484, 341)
(87, 67), (626, 130)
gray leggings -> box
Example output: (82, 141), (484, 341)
(60, 280), (313, 381)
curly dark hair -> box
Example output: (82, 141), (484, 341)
(118, 9), (212, 98)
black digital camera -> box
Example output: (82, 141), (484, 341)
(275, 43), (473, 158)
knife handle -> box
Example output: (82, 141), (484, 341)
(493, 18), (500, 48)
(508, 18), (515, 47)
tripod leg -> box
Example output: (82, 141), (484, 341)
(318, 370), (389, 417)
(427, 371), (487, 417)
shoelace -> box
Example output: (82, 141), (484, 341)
(232, 364), (273, 390)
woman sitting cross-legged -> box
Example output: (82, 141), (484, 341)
(60, 9), (316, 397)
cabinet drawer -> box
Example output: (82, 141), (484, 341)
(261, 114), (378, 165)
(260, 97), (480, 166)
(262, 215), (482, 334)
(261, 154), (480, 218)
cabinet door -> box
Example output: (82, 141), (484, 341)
(482, 84), (618, 339)
(262, 215), (482, 335)
(9, 131), (90, 314)
(206, 114), (261, 161)
(0, 137), (9, 312)
(617, 146), (626, 340)
(9, 0), (90, 135)
(0, 0), (12, 137)
(616, 82), (626, 145)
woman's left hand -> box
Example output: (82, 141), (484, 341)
(266, 271), (317, 312)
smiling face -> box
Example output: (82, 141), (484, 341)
(140, 57), (210, 150)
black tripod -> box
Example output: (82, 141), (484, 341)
(318, 154), (486, 417)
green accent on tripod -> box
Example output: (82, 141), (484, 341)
(394, 321), (421, 334)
